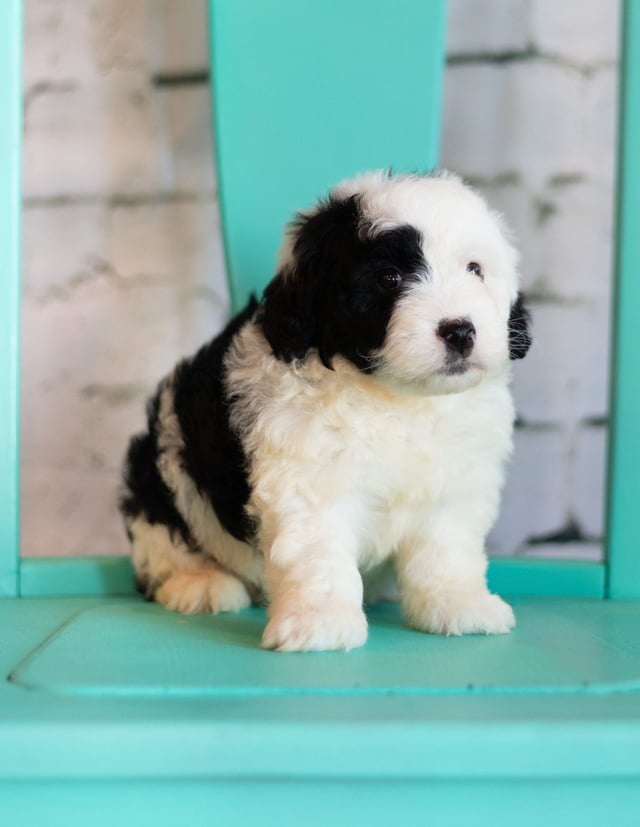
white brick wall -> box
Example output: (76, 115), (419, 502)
(528, 0), (620, 63)
(21, 0), (618, 559)
(442, 0), (618, 559)
(22, 0), (225, 556)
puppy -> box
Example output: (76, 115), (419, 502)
(120, 170), (531, 652)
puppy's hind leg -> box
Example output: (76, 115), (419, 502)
(128, 515), (251, 615)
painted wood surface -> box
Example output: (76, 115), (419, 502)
(209, 0), (446, 311)
(3, 778), (640, 827)
(9, 598), (640, 696)
(3, 596), (640, 825)
(607, 0), (640, 598)
(17, 554), (606, 598)
(0, 0), (21, 596)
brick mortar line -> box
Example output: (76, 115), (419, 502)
(21, 51), (618, 103)
(22, 275), (230, 306)
(447, 50), (617, 76)
(22, 191), (218, 209)
(524, 293), (611, 307)
(152, 71), (210, 87)
(465, 172), (598, 188)
(23, 80), (77, 114)
(514, 420), (608, 431)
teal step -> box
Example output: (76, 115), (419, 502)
(8, 598), (640, 697)
(3, 596), (640, 824)
(3, 599), (640, 767)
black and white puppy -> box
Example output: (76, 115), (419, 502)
(121, 170), (531, 652)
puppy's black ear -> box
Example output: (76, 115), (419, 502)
(508, 293), (532, 360)
(260, 266), (316, 362)
(259, 194), (362, 364)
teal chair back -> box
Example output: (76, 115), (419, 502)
(209, 0), (446, 311)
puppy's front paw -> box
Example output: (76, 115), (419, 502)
(407, 590), (515, 636)
(262, 601), (368, 652)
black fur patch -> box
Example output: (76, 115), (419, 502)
(508, 293), (533, 360)
(120, 300), (258, 550)
(170, 299), (258, 542)
(120, 392), (192, 545)
(134, 573), (154, 601)
(259, 194), (427, 371)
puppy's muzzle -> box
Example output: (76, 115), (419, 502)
(438, 318), (476, 358)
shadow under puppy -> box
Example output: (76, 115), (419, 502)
(120, 170), (532, 652)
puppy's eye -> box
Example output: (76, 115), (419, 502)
(377, 272), (402, 292)
(467, 262), (483, 279)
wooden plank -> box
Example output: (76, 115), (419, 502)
(209, 0), (447, 311)
(0, 0), (21, 597)
(20, 557), (137, 598)
(488, 557), (605, 598)
(19, 554), (604, 598)
(10, 598), (634, 697)
(607, 0), (640, 598)
(3, 597), (640, 784)
(3, 777), (640, 827)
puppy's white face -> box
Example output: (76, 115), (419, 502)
(336, 172), (523, 394)
(260, 171), (531, 393)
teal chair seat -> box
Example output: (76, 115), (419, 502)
(3, 2), (640, 824)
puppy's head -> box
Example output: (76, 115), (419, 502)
(259, 170), (531, 394)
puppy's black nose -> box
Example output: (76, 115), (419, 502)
(438, 318), (476, 358)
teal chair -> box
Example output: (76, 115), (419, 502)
(2, 1), (640, 823)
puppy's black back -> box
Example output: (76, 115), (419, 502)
(120, 298), (259, 547)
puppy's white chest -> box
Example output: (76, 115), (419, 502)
(315, 395), (443, 554)
(318, 379), (513, 568)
